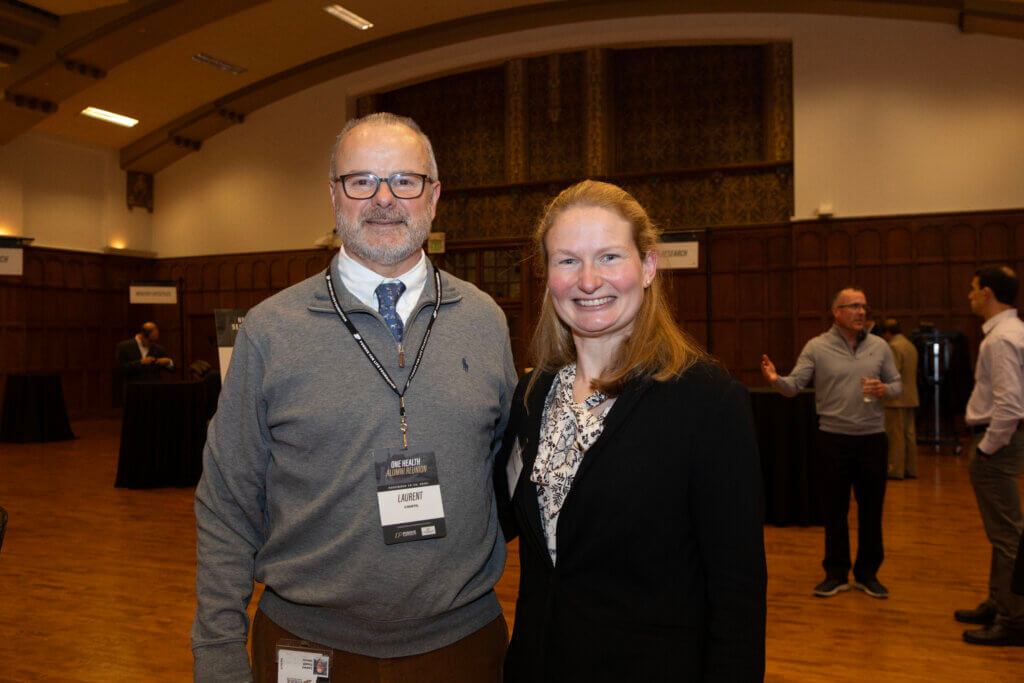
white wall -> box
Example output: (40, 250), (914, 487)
(149, 83), (349, 258)
(794, 16), (1024, 219)
(0, 132), (152, 253)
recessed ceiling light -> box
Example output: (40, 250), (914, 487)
(81, 107), (138, 128)
(323, 4), (373, 30)
(192, 52), (247, 75)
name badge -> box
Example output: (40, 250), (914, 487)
(374, 450), (447, 544)
(276, 641), (330, 682)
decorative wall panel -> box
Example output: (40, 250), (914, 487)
(621, 170), (793, 233)
(434, 186), (553, 240)
(613, 46), (766, 172)
(583, 48), (612, 177)
(435, 167), (794, 241)
(359, 44), (792, 238)
(505, 59), (528, 184)
(378, 66), (505, 188)
(763, 43), (793, 163)
(526, 51), (586, 181)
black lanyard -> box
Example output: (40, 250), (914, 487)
(324, 267), (442, 449)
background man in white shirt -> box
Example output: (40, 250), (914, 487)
(957, 265), (1024, 647)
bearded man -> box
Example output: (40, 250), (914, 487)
(191, 113), (517, 682)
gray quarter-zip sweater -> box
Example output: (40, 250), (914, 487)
(192, 255), (517, 681)
(772, 325), (902, 435)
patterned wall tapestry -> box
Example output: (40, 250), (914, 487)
(377, 66), (506, 189)
(360, 43), (793, 240)
(613, 46), (766, 172)
(526, 51), (587, 181)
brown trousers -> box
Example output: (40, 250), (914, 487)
(251, 609), (507, 683)
(884, 406), (917, 478)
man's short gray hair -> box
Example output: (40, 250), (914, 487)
(329, 112), (438, 181)
(831, 286), (865, 309)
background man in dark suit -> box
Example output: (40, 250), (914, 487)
(116, 321), (175, 384)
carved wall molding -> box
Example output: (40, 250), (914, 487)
(583, 48), (611, 176)
(504, 59), (528, 184)
(763, 42), (793, 162)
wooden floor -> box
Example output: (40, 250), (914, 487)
(1, 419), (1023, 682)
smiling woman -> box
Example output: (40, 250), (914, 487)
(527, 180), (706, 399)
(494, 179), (768, 681)
(544, 204), (654, 349)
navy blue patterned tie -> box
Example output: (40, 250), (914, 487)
(375, 281), (406, 342)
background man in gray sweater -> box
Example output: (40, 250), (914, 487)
(191, 113), (517, 682)
(761, 287), (901, 600)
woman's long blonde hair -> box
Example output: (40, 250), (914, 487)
(526, 180), (708, 403)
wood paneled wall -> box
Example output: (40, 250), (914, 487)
(3, 216), (1021, 419)
(151, 249), (335, 386)
(0, 248), (157, 417)
(666, 208), (1024, 387)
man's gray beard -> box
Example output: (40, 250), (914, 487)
(334, 207), (431, 266)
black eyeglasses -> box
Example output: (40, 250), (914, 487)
(332, 172), (434, 200)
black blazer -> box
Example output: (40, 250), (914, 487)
(495, 361), (766, 682)
(115, 338), (173, 383)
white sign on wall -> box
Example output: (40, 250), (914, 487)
(427, 232), (445, 254)
(129, 281), (178, 304)
(655, 241), (699, 270)
(0, 248), (23, 276)
(215, 308), (248, 383)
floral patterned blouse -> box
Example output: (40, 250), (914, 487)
(530, 363), (612, 564)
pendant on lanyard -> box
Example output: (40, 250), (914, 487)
(324, 267), (442, 449)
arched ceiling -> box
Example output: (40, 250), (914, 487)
(2, 0), (1022, 173)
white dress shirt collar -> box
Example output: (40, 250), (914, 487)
(336, 246), (427, 324)
(982, 308), (1019, 336)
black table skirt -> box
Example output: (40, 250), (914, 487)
(115, 381), (207, 489)
(749, 388), (823, 526)
(0, 372), (75, 443)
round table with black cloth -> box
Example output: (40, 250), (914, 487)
(0, 372), (75, 443)
(115, 381), (207, 488)
(749, 388), (823, 526)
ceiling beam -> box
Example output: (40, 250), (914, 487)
(122, 0), (1024, 173)
(0, 1), (59, 31)
(0, 40), (19, 65)
(0, 0), (268, 145)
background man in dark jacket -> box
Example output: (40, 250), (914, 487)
(116, 321), (175, 384)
